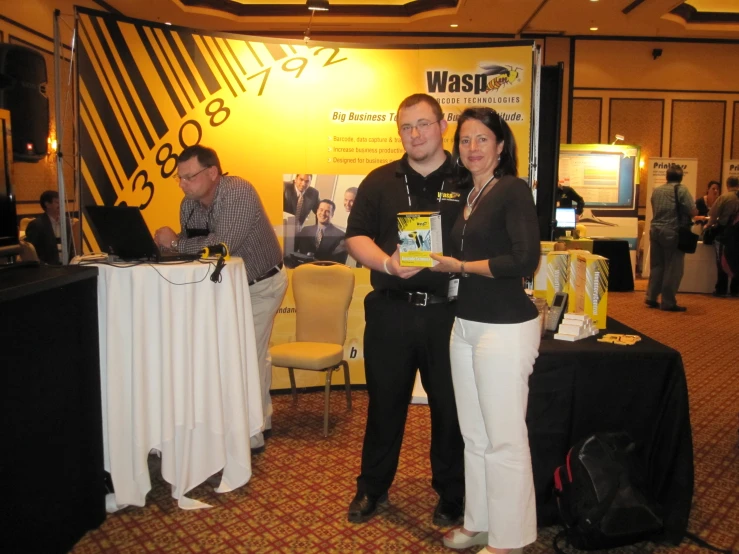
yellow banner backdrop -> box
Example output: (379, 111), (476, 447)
(76, 7), (537, 388)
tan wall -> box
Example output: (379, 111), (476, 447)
(564, 39), (739, 210)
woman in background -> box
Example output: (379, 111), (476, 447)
(695, 180), (721, 223)
(430, 107), (540, 554)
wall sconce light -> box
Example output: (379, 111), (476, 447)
(307, 0), (329, 11)
(47, 136), (58, 153)
(611, 134), (624, 145)
(639, 157), (645, 169)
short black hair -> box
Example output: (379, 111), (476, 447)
(666, 165), (683, 183)
(39, 190), (58, 210)
(453, 107), (518, 179)
(319, 199), (336, 215)
(179, 145), (222, 175)
(707, 180), (721, 194)
(397, 94), (444, 123)
(727, 177), (739, 189)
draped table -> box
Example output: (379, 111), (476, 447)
(92, 257), (262, 511)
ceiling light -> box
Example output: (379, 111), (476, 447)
(590, 0), (599, 2)
(590, 26), (598, 31)
(164, 22), (172, 25)
(307, 0), (329, 11)
(450, 24), (458, 28)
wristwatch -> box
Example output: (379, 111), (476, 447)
(170, 239), (179, 250)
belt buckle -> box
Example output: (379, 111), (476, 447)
(411, 291), (428, 307)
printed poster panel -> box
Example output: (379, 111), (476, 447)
(76, 7), (536, 387)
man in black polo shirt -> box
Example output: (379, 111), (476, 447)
(345, 94), (466, 526)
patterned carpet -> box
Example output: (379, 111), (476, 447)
(73, 282), (739, 554)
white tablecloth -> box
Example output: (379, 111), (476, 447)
(679, 242), (717, 293)
(94, 258), (262, 511)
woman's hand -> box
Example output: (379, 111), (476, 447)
(429, 253), (462, 273)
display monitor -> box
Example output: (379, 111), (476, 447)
(555, 207), (577, 229)
(558, 145), (639, 209)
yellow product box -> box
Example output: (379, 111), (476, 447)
(566, 249), (591, 312)
(574, 253), (609, 329)
(546, 251), (570, 305)
(564, 238), (594, 252)
(540, 241), (557, 254)
(397, 211), (442, 267)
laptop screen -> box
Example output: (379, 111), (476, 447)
(85, 205), (160, 260)
(555, 207), (577, 230)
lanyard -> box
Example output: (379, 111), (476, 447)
(403, 174), (445, 210)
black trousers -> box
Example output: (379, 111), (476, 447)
(714, 240), (738, 295)
(357, 290), (465, 502)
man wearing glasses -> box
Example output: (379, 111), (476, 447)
(345, 94), (466, 526)
(154, 145), (287, 453)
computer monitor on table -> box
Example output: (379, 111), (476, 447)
(555, 207), (577, 230)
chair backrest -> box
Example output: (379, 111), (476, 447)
(19, 217), (35, 233)
(292, 261), (355, 345)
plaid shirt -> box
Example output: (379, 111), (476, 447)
(177, 175), (282, 281)
(651, 182), (695, 230)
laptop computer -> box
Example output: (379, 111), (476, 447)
(85, 205), (200, 262)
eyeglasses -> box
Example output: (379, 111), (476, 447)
(399, 119), (441, 136)
(174, 165), (211, 183)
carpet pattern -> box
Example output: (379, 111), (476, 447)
(73, 284), (739, 553)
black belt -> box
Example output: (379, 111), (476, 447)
(249, 263), (283, 286)
(382, 289), (452, 307)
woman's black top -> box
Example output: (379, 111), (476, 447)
(451, 174), (540, 325)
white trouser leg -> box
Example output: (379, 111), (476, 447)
(248, 267), (288, 447)
(450, 317), (540, 549)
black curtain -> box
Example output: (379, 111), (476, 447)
(535, 63), (564, 241)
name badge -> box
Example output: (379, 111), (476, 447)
(448, 278), (459, 299)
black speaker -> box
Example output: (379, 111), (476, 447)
(0, 44), (49, 162)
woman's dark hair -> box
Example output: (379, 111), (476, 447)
(453, 108), (518, 179)
(706, 180), (721, 194)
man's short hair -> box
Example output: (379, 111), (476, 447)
(39, 190), (58, 210)
(727, 177), (739, 189)
(666, 165), (683, 183)
(179, 145), (222, 175)
(397, 93), (443, 123)
(319, 199), (336, 215)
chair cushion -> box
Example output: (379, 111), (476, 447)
(270, 342), (344, 370)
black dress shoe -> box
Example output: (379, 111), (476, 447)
(644, 299), (659, 308)
(433, 497), (464, 527)
(662, 305), (687, 312)
(347, 491), (389, 523)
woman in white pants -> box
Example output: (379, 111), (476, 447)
(431, 107), (541, 554)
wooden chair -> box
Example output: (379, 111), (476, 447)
(269, 261), (354, 437)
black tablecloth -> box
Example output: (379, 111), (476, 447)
(1, 265), (106, 553)
(527, 317), (693, 543)
(592, 238), (635, 291)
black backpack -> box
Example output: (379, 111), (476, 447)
(552, 432), (663, 552)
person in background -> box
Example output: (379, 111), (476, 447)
(284, 173), (319, 229)
(429, 107), (541, 554)
(25, 190), (74, 265)
(295, 199), (348, 264)
(154, 145), (287, 452)
(645, 165), (697, 312)
(694, 180), (721, 223)
(343, 187), (357, 213)
(345, 93), (466, 528)
(555, 178), (585, 219)
(704, 176), (739, 297)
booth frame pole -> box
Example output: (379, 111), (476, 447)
(53, 9), (69, 265)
